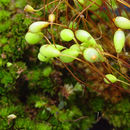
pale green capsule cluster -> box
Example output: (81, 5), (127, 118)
(25, 17), (105, 63)
(25, 21), (49, 45)
(59, 29), (104, 63)
(37, 28), (103, 63)
(113, 16), (130, 53)
(38, 43), (67, 62)
(24, 8), (130, 87)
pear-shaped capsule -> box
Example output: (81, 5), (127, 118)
(104, 74), (117, 84)
(60, 29), (74, 42)
(83, 48), (100, 63)
(114, 29), (125, 53)
(113, 16), (130, 29)
(75, 30), (97, 46)
(70, 44), (84, 52)
(60, 49), (79, 63)
(40, 44), (60, 58)
(38, 53), (50, 62)
(24, 5), (35, 13)
(25, 32), (43, 44)
(29, 21), (49, 33)
(51, 44), (66, 51)
(48, 14), (55, 22)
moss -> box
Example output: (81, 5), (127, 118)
(0, 0), (129, 129)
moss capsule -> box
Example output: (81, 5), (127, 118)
(25, 32), (43, 44)
(29, 21), (49, 33)
(60, 49), (79, 63)
(60, 29), (74, 42)
(70, 44), (85, 52)
(113, 16), (130, 29)
(75, 30), (97, 46)
(51, 44), (66, 51)
(38, 53), (49, 62)
(104, 74), (117, 84)
(24, 5), (35, 13)
(114, 29), (125, 53)
(40, 45), (60, 58)
(83, 48), (99, 63)
(48, 14), (55, 22)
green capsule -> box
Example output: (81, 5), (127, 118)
(29, 21), (49, 33)
(38, 53), (49, 62)
(75, 30), (97, 45)
(25, 32), (43, 44)
(60, 29), (74, 42)
(70, 44), (84, 52)
(114, 16), (130, 29)
(96, 44), (104, 51)
(114, 29), (125, 53)
(81, 42), (92, 48)
(104, 74), (117, 84)
(60, 49), (79, 63)
(40, 44), (60, 58)
(51, 44), (66, 51)
(81, 41), (97, 48)
(82, 43), (104, 62)
(83, 48), (99, 63)
(24, 5), (35, 13)
(48, 14), (55, 22)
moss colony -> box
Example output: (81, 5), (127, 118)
(0, 0), (130, 129)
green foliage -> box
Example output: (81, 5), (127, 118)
(104, 98), (130, 128)
(0, 10), (11, 21)
(0, 0), (10, 7)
